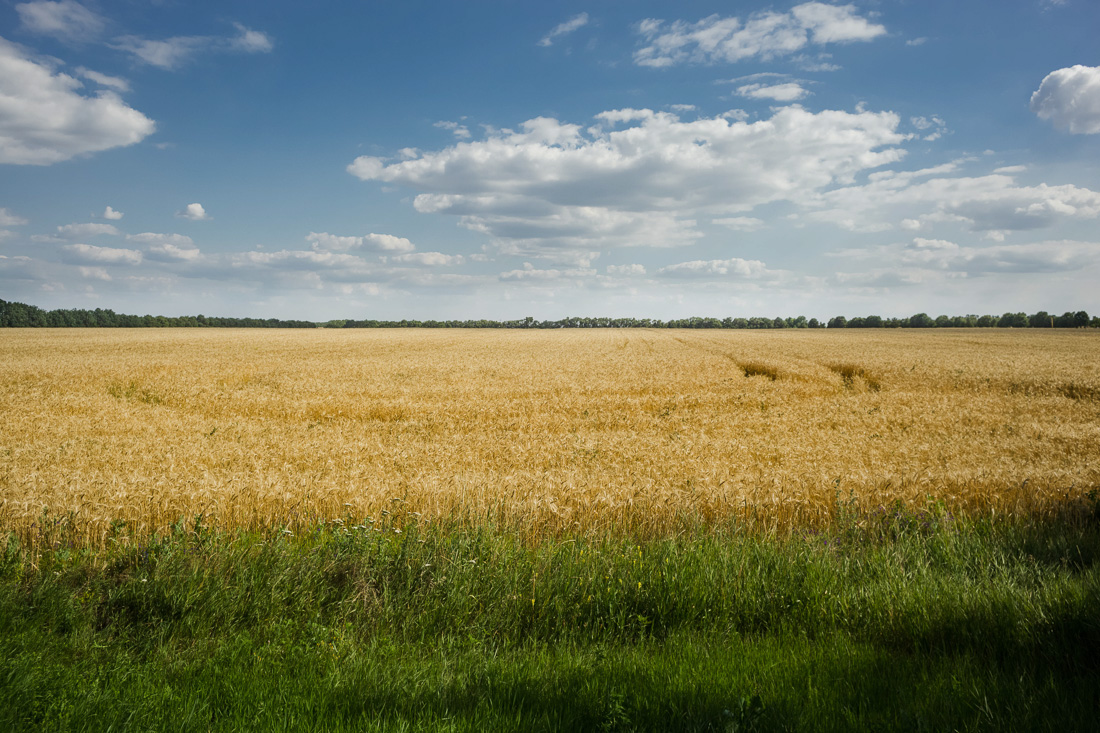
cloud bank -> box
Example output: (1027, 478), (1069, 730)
(349, 106), (906, 260)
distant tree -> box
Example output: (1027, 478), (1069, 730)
(934, 315), (952, 328)
(827, 316), (847, 329)
(976, 315), (996, 327)
(808, 318), (822, 329)
(847, 316), (865, 328)
(908, 313), (935, 328)
(1030, 311), (1051, 328)
(1074, 311), (1090, 328)
(997, 312), (1029, 328)
(862, 315), (883, 328)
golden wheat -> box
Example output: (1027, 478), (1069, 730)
(2, 328), (1098, 546)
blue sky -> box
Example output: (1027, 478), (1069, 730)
(1, 0), (1098, 320)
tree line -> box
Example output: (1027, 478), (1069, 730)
(0, 299), (315, 328)
(1, 298), (1094, 330)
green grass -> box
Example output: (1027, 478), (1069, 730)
(2, 504), (1099, 731)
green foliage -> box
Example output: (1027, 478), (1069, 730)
(2, 514), (1099, 730)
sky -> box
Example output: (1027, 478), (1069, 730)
(1, 0), (1099, 321)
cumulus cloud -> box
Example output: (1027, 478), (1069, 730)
(634, 2), (885, 68)
(103, 206), (123, 220)
(736, 82), (810, 102)
(306, 231), (416, 253)
(656, 257), (768, 279)
(0, 37), (155, 165)
(61, 242), (142, 265)
(176, 203), (209, 221)
(1031, 65), (1100, 134)
(0, 208), (29, 226)
(349, 105), (906, 260)
(16, 1), (105, 42)
(57, 222), (119, 237)
(538, 13), (589, 47)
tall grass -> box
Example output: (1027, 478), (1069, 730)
(3, 505), (1099, 731)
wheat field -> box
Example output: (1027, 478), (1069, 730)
(2, 328), (1098, 546)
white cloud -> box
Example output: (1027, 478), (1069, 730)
(127, 232), (200, 261)
(736, 82), (810, 102)
(111, 36), (206, 70)
(306, 231), (416, 253)
(126, 232), (193, 247)
(146, 243), (201, 262)
(112, 24), (274, 70)
(634, 2), (885, 67)
(57, 222), (119, 237)
(714, 216), (765, 231)
(434, 120), (471, 139)
(538, 13), (589, 47)
(230, 23), (274, 53)
(906, 37), (928, 47)
(76, 67), (129, 92)
(807, 166), (1100, 235)
(103, 206), (123, 220)
(232, 250), (366, 270)
(0, 230), (17, 242)
(78, 265), (110, 280)
(837, 237), (1100, 276)
(793, 54), (840, 72)
(0, 208), (29, 226)
(499, 262), (596, 280)
(1031, 65), (1100, 134)
(656, 257), (768, 279)
(910, 115), (948, 141)
(177, 203), (209, 221)
(606, 264), (647, 275)
(350, 106), (906, 260)
(61, 243), (142, 265)
(0, 38), (155, 165)
(16, 1), (105, 42)
(388, 252), (464, 266)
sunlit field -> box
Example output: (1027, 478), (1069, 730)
(3, 328), (1098, 547)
